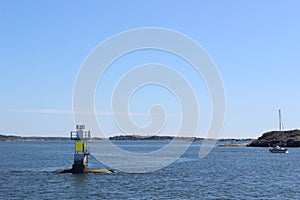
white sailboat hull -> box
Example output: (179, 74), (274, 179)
(269, 146), (288, 153)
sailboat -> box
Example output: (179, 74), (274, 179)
(269, 109), (288, 153)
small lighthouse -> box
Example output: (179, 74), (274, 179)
(70, 125), (90, 173)
(54, 125), (115, 174)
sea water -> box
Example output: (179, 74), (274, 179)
(1, 140), (300, 199)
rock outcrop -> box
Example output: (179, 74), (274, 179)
(248, 129), (300, 147)
(54, 168), (116, 174)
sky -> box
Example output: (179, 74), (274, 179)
(0, 0), (299, 138)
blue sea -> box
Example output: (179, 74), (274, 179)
(1, 140), (300, 199)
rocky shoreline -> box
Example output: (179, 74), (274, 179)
(248, 129), (300, 147)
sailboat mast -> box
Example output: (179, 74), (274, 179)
(279, 109), (282, 132)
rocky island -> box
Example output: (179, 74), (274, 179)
(248, 129), (300, 147)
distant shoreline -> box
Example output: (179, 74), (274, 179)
(0, 134), (253, 142)
(0, 134), (69, 142)
(4, 130), (300, 147)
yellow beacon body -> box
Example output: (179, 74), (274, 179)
(75, 141), (86, 152)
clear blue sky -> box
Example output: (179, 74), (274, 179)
(0, 0), (299, 138)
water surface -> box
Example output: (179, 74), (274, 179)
(1, 141), (299, 199)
